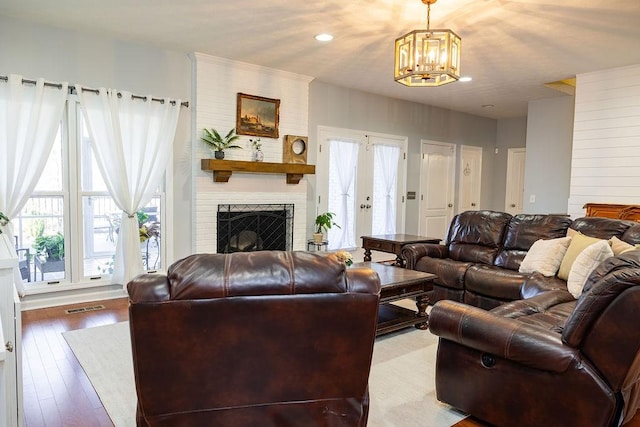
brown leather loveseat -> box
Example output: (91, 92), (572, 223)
(402, 210), (640, 309)
(127, 251), (381, 426)
(428, 249), (640, 426)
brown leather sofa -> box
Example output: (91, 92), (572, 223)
(402, 210), (640, 309)
(428, 249), (640, 426)
(127, 251), (381, 427)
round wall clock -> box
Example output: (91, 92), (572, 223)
(283, 135), (308, 164)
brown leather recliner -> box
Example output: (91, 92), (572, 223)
(127, 251), (381, 426)
(428, 249), (640, 426)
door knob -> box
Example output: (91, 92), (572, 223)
(366, 204), (371, 209)
(471, 203), (476, 207)
(5, 341), (13, 352)
(360, 204), (366, 209)
(511, 203), (516, 207)
(448, 203), (453, 207)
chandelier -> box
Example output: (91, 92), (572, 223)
(394, 0), (461, 87)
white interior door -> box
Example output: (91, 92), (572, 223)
(317, 127), (406, 251)
(458, 145), (483, 213)
(505, 148), (526, 215)
(420, 141), (456, 241)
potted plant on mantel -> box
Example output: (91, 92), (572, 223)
(314, 212), (340, 244)
(201, 127), (242, 160)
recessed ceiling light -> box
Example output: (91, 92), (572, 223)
(459, 76), (472, 82)
(315, 33), (333, 42)
(482, 104), (495, 108)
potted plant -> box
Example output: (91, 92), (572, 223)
(201, 127), (242, 159)
(314, 212), (340, 243)
(34, 232), (65, 275)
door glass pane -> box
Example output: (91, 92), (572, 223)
(372, 144), (400, 234)
(327, 139), (358, 250)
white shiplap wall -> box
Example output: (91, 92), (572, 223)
(192, 53), (314, 253)
(568, 64), (640, 218)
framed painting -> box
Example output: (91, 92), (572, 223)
(236, 93), (280, 138)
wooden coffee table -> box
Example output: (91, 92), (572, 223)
(361, 234), (440, 266)
(353, 262), (436, 336)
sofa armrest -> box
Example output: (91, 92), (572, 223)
(429, 300), (580, 373)
(491, 289), (575, 319)
(401, 243), (449, 269)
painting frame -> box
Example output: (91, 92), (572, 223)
(236, 93), (280, 138)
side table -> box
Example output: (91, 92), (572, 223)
(307, 239), (328, 252)
(361, 234), (440, 266)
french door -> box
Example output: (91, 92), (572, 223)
(316, 127), (407, 251)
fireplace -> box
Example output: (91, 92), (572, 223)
(217, 204), (294, 253)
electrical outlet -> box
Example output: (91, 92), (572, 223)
(529, 194), (536, 203)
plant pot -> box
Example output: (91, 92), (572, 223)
(214, 150), (225, 160)
(313, 233), (324, 244)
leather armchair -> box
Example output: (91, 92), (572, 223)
(428, 250), (640, 427)
(127, 251), (381, 427)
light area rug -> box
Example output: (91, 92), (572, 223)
(63, 316), (466, 427)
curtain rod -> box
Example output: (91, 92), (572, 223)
(0, 75), (189, 108)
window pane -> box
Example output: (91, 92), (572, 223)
(15, 196), (66, 283)
(34, 125), (63, 191)
(80, 117), (108, 192)
(82, 196), (162, 277)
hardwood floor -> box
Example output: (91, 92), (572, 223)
(20, 297), (640, 427)
(21, 298), (128, 427)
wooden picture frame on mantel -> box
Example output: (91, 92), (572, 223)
(236, 93), (280, 138)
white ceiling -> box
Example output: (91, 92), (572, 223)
(2, 0), (640, 119)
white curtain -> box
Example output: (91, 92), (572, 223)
(327, 139), (359, 250)
(373, 144), (400, 234)
(75, 86), (181, 286)
(0, 75), (68, 295)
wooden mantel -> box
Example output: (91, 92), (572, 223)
(201, 159), (316, 184)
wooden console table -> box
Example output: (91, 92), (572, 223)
(584, 203), (640, 221)
(361, 234), (441, 266)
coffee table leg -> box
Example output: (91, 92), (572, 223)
(415, 295), (430, 329)
(363, 248), (372, 262)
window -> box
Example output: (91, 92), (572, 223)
(13, 98), (166, 289)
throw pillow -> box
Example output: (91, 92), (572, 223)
(558, 233), (603, 280)
(519, 236), (572, 277)
(566, 228), (579, 238)
(609, 236), (634, 255)
(567, 240), (614, 298)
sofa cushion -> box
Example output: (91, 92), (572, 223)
(519, 236), (572, 277)
(495, 214), (573, 270)
(465, 264), (529, 301)
(621, 223), (640, 245)
(570, 217), (634, 240)
(446, 210), (512, 265)
(567, 240), (614, 298)
(558, 234), (605, 281)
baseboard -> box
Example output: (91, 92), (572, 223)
(20, 286), (128, 311)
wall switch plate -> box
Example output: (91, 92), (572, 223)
(529, 194), (536, 203)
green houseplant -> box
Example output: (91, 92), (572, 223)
(201, 127), (242, 159)
(314, 212), (340, 243)
(34, 233), (65, 261)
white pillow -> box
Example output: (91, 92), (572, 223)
(519, 236), (572, 277)
(567, 240), (614, 299)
